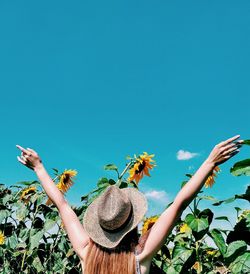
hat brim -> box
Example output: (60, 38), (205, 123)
(83, 187), (148, 249)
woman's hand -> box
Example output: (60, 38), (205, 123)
(205, 135), (243, 167)
(16, 145), (42, 171)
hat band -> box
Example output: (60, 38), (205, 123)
(100, 207), (133, 233)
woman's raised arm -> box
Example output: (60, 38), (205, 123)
(16, 145), (65, 207)
(16, 145), (89, 260)
(139, 135), (242, 262)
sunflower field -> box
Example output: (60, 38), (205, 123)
(0, 149), (250, 273)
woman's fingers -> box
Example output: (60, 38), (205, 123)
(223, 142), (242, 152)
(16, 145), (29, 155)
(224, 150), (240, 159)
(223, 146), (240, 156)
(27, 148), (36, 154)
(219, 135), (240, 147)
(17, 156), (26, 165)
(21, 155), (28, 162)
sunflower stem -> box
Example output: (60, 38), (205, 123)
(117, 161), (133, 186)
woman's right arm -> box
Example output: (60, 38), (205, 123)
(16, 145), (90, 259)
(139, 135), (242, 262)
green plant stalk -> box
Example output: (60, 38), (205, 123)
(21, 250), (27, 271)
(195, 241), (202, 274)
(117, 161), (134, 186)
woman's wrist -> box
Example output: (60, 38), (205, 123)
(203, 158), (216, 169)
(34, 162), (44, 173)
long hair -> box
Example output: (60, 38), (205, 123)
(84, 228), (139, 274)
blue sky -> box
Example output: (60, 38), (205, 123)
(1, 1), (249, 218)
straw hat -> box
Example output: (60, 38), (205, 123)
(83, 185), (148, 248)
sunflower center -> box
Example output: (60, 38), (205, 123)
(135, 161), (146, 174)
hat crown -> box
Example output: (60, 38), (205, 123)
(98, 186), (132, 231)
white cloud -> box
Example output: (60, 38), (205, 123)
(177, 150), (199, 160)
(145, 190), (168, 204)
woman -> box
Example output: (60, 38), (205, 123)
(16, 135), (242, 274)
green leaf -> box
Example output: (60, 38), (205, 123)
(185, 214), (209, 240)
(185, 174), (193, 178)
(230, 159), (250, 176)
(171, 243), (195, 272)
(166, 265), (178, 274)
(0, 209), (11, 223)
(2, 194), (12, 205)
(44, 219), (57, 231)
(58, 236), (70, 253)
(108, 179), (116, 185)
(97, 177), (109, 188)
(209, 229), (227, 255)
(32, 256), (44, 272)
(16, 181), (33, 186)
(119, 181), (128, 188)
(242, 140), (250, 145)
(104, 164), (118, 171)
(227, 216), (250, 245)
(235, 207), (242, 216)
(6, 234), (18, 249)
(81, 194), (89, 202)
(19, 228), (30, 241)
(213, 196), (236, 206)
(16, 204), (29, 221)
(215, 216), (230, 222)
(181, 180), (188, 188)
(197, 195), (218, 202)
(198, 209), (214, 225)
(29, 229), (44, 250)
(16, 180), (40, 186)
(235, 185), (250, 202)
(224, 240), (247, 265)
(229, 251), (250, 273)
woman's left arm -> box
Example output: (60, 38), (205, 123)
(16, 145), (89, 260)
(139, 135), (243, 261)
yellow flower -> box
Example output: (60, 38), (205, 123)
(57, 169), (77, 193)
(20, 186), (36, 204)
(207, 250), (217, 256)
(0, 231), (5, 245)
(204, 166), (220, 188)
(179, 223), (191, 234)
(141, 216), (159, 235)
(192, 261), (201, 271)
(128, 152), (156, 184)
(60, 221), (65, 230)
(46, 169), (77, 205)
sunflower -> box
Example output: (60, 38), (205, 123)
(141, 216), (159, 235)
(179, 223), (191, 234)
(0, 230), (5, 245)
(204, 166), (220, 188)
(128, 152), (156, 184)
(20, 186), (36, 204)
(46, 169), (77, 205)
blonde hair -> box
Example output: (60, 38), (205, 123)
(84, 228), (139, 274)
